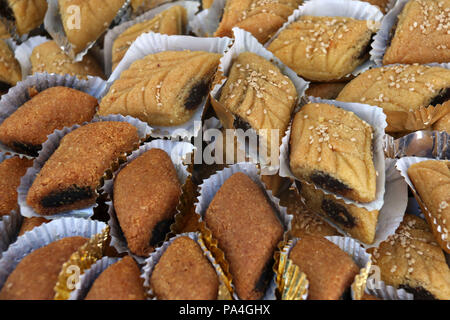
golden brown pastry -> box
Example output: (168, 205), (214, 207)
(131, 0), (174, 14)
(0, 20), (10, 39)
(0, 39), (21, 87)
(215, 0), (303, 44)
(433, 112), (450, 132)
(305, 82), (348, 100)
(268, 16), (376, 82)
(383, 0), (450, 65)
(202, 0), (214, 9)
(5, 0), (47, 36)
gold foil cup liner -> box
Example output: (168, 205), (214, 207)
(351, 260), (372, 300)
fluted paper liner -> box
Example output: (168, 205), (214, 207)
(365, 278), (414, 300)
(14, 36), (49, 79)
(190, 0), (225, 37)
(141, 232), (232, 300)
(17, 114), (152, 219)
(54, 226), (111, 300)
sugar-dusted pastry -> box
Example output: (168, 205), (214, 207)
(289, 235), (360, 300)
(370, 214), (450, 300)
(18, 217), (49, 236)
(114, 148), (182, 256)
(337, 64), (450, 133)
(268, 16), (376, 82)
(305, 82), (348, 100)
(0, 156), (33, 216)
(99, 51), (221, 126)
(30, 41), (104, 79)
(4, 0), (47, 36)
(0, 20), (10, 39)
(219, 52), (297, 158)
(26, 121), (140, 215)
(112, 6), (187, 71)
(0, 236), (87, 300)
(205, 172), (284, 300)
(0, 40), (21, 87)
(0, 87), (98, 157)
(383, 0), (450, 65)
(150, 236), (219, 300)
(215, 0), (303, 44)
(59, 0), (126, 55)
(289, 103), (376, 203)
(85, 256), (146, 300)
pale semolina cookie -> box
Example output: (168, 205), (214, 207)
(5, 0), (47, 36)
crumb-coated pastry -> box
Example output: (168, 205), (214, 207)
(85, 256), (146, 300)
(305, 82), (348, 100)
(370, 214), (450, 300)
(433, 112), (450, 132)
(289, 235), (360, 300)
(112, 6), (187, 71)
(150, 236), (219, 300)
(0, 40), (21, 87)
(295, 180), (379, 244)
(289, 103), (376, 203)
(30, 41), (105, 79)
(0, 236), (87, 300)
(219, 52), (297, 158)
(0, 86), (98, 157)
(18, 217), (48, 236)
(0, 21), (10, 39)
(383, 0), (450, 65)
(59, 0), (126, 55)
(205, 172), (284, 300)
(114, 148), (182, 256)
(268, 16), (376, 82)
(215, 0), (303, 44)
(0, 156), (33, 216)
(4, 0), (47, 36)
(408, 160), (450, 246)
(26, 122), (140, 215)
(99, 51), (221, 126)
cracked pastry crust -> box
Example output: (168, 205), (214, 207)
(214, 0), (303, 44)
(289, 103), (376, 203)
(99, 51), (221, 126)
(337, 64), (450, 133)
(26, 121), (140, 215)
(0, 39), (21, 87)
(112, 5), (187, 71)
(31, 41), (105, 79)
(383, 0), (450, 65)
(113, 148), (182, 257)
(5, 0), (47, 36)
(59, 0), (126, 55)
(205, 172), (284, 300)
(150, 236), (219, 300)
(267, 16), (376, 82)
(219, 52), (297, 159)
(369, 214), (450, 300)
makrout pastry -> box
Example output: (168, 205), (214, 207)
(113, 148), (182, 256)
(150, 236), (219, 300)
(289, 103), (376, 203)
(205, 172), (284, 300)
(18, 217), (48, 236)
(0, 236), (87, 300)
(289, 235), (360, 300)
(305, 82), (348, 100)
(370, 214), (450, 300)
(337, 64), (450, 133)
(408, 160), (450, 247)
(295, 180), (379, 244)
(267, 16), (376, 82)
(2, 0), (47, 36)
(59, 0), (126, 55)
(219, 52), (297, 159)
(0, 156), (33, 216)
(0, 40), (21, 88)
(383, 0), (450, 65)
(85, 256), (146, 300)
(26, 121), (140, 215)
(98, 51), (221, 126)
(214, 0), (303, 44)
(30, 41), (105, 79)
(112, 5), (187, 71)
(0, 86), (98, 157)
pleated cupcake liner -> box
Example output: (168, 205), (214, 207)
(103, 0), (201, 76)
(141, 232), (232, 300)
(17, 114), (152, 220)
(14, 36), (50, 79)
(103, 139), (195, 264)
(0, 217), (107, 290)
(195, 162), (292, 300)
(365, 278), (414, 300)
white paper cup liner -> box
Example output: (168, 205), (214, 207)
(104, 32), (233, 140)
(280, 97), (387, 211)
(365, 278), (414, 300)
(0, 217), (107, 289)
(17, 114), (152, 220)
(195, 162), (292, 300)
(104, 0), (200, 76)
(69, 256), (120, 300)
(14, 36), (50, 79)
(0, 210), (23, 260)
(103, 139), (194, 263)
(190, 0), (225, 37)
